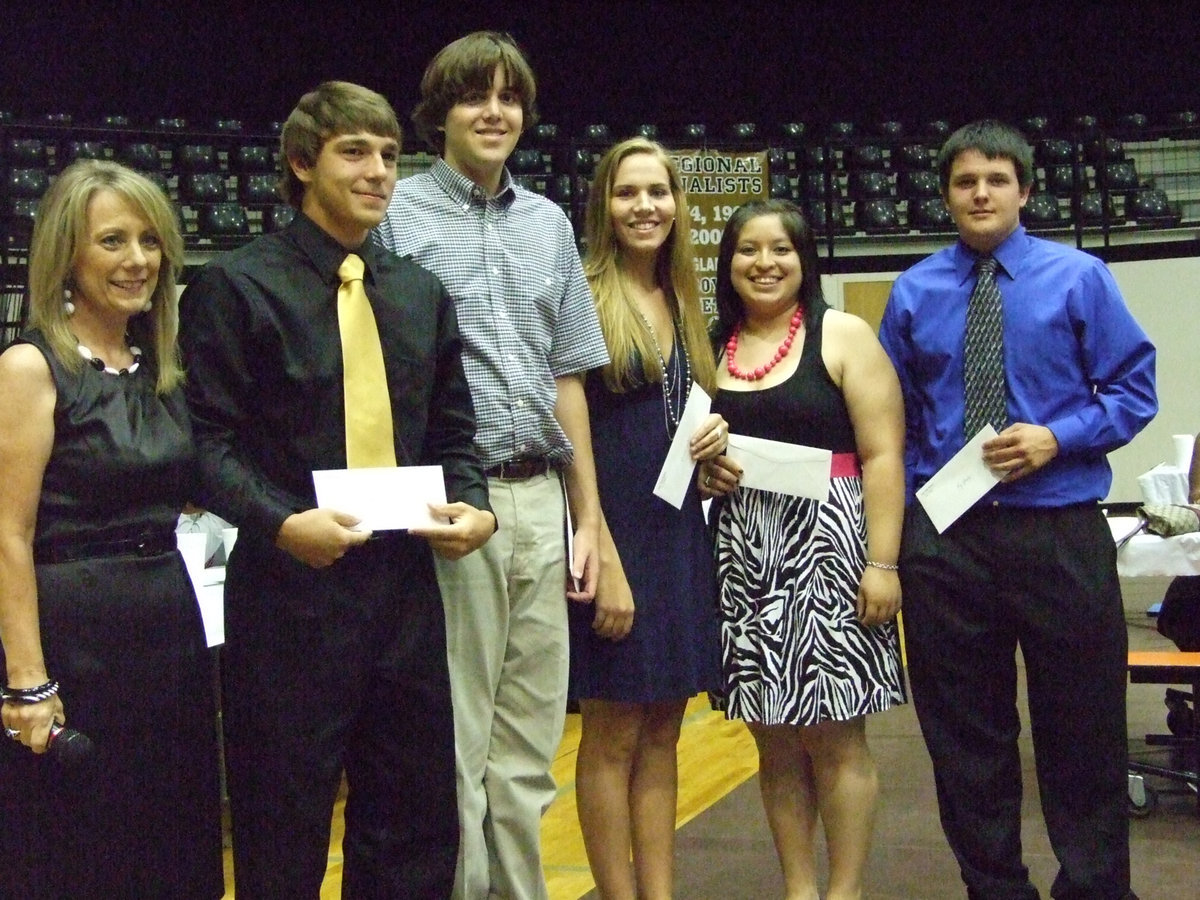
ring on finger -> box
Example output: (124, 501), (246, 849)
(4, 726), (19, 740)
(704, 475), (712, 487)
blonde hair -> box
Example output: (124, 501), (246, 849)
(27, 159), (185, 393)
(583, 138), (715, 394)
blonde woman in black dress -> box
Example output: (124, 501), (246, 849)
(0, 160), (222, 899)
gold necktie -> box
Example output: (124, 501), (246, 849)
(337, 253), (396, 468)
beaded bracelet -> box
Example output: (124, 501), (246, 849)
(0, 680), (60, 704)
(865, 560), (899, 572)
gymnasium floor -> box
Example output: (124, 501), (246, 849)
(222, 575), (1200, 899)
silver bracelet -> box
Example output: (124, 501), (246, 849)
(865, 560), (899, 572)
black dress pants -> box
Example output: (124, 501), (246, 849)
(900, 503), (1133, 900)
(221, 536), (457, 899)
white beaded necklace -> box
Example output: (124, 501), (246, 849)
(76, 341), (142, 376)
(635, 308), (690, 436)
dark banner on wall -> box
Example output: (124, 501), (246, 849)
(669, 150), (768, 316)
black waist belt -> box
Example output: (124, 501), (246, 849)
(485, 457), (555, 481)
(34, 529), (179, 564)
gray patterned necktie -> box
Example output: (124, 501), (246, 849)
(963, 256), (1007, 437)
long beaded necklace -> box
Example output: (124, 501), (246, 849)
(725, 305), (805, 381)
(635, 308), (691, 436)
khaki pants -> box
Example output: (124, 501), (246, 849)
(436, 471), (569, 900)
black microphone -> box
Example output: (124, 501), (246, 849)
(48, 722), (95, 767)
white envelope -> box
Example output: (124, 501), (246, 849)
(724, 435), (832, 501)
(652, 384), (712, 509)
(916, 426), (1003, 533)
(312, 465), (448, 531)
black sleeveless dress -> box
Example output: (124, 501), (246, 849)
(0, 330), (223, 899)
(711, 310), (906, 725)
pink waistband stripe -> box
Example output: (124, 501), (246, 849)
(831, 452), (862, 478)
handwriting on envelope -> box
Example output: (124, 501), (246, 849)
(724, 435), (832, 501)
(915, 425), (1002, 533)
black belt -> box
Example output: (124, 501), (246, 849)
(34, 529), (179, 564)
(485, 457), (555, 481)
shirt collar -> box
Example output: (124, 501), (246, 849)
(953, 224), (1027, 284)
(287, 210), (383, 286)
(429, 157), (516, 208)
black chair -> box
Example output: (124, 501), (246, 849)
(847, 170), (892, 199)
(767, 173), (793, 200)
(5, 138), (48, 166)
(120, 142), (162, 173)
(233, 144), (274, 172)
(1084, 137), (1124, 168)
(264, 203), (296, 232)
(804, 200), (847, 234)
(846, 144), (886, 170)
(1113, 113), (1148, 134)
(572, 146), (598, 176)
(923, 120), (952, 141)
(766, 147), (790, 171)
(1126, 189), (1181, 226)
(897, 169), (940, 199)
(530, 123), (559, 144)
(508, 148), (542, 174)
(197, 202), (250, 241)
(1035, 139), (1074, 167)
(1044, 165), (1083, 196)
(1020, 193), (1064, 229)
(176, 144), (219, 173)
(910, 196), (954, 232)
(1074, 191), (1120, 226)
(800, 170), (839, 202)
(180, 172), (228, 204)
(855, 198), (903, 233)
(802, 145), (827, 170)
(581, 124), (611, 144)
(894, 143), (935, 170)
(826, 121), (855, 140)
(550, 175), (573, 202)
(1101, 161), (1140, 192)
(239, 173), (279, 206)
(4, 197), (40, 244)
(61, 141), (109, 165)
(1070, 114), (1099, 136)
(5, 167), (51, 199)
(1021, 116), (1051, 138)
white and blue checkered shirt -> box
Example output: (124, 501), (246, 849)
(376, 159), (609, 468)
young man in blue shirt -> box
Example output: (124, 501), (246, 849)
(879, 120), (1155, 900)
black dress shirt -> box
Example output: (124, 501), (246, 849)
(179, 212), (490, 544)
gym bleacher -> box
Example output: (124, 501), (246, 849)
(3, 109), (1200, 345)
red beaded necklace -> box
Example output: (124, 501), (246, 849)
(725, 306), (805, 381)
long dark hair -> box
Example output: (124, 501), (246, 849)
(712, 199), (827, 350)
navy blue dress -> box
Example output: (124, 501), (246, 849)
(570, 342), (720, 703)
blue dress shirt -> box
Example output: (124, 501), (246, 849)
(879, 225), (1157, 507)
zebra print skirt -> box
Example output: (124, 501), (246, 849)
(712, 477), (906, 726)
